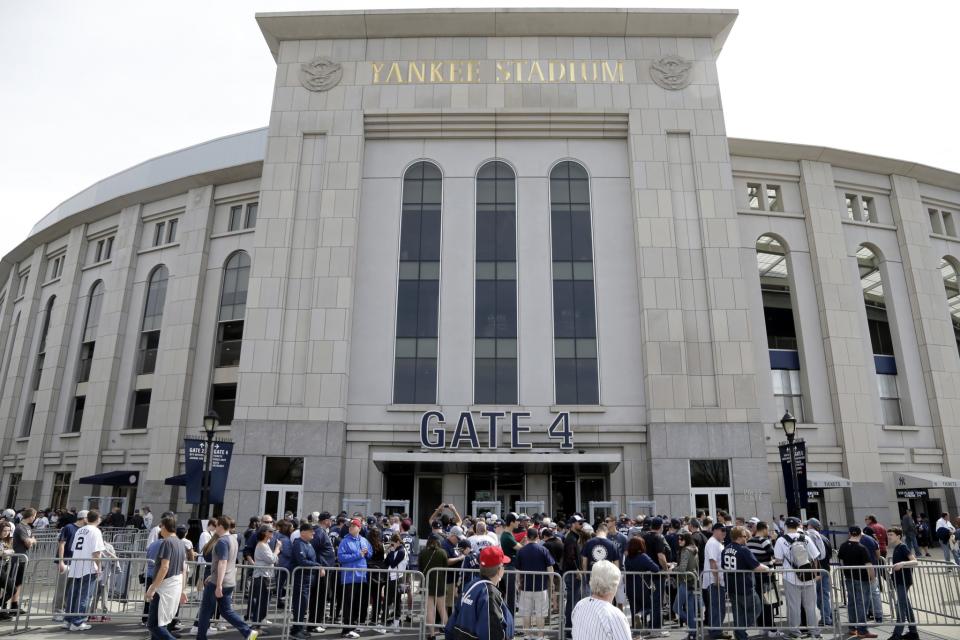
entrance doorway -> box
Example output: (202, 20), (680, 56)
(261, 485), (302, 519)
(416, 476), (443, 536)
(689, 459), (733, 518)
(691, 489), (731, 517)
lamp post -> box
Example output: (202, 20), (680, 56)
(199, 410), (219, 522)
(780, 411), (803, 520)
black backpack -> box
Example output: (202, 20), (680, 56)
(936, 527), (952, 544)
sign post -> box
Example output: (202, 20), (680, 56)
(778, 440), (808, 520)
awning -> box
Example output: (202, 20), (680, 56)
(371, 450), (621, 474)
(164, 474), (187, 487)
(806, 471), (853, 489)
(78, 470), (139, 487)
(895, 471), (960, 489)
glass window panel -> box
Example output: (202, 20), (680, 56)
(495, 212), (516, 261)
(566, 162), (588, 181)
(393, 358), (417, 404)
(420, 261), (440, 280)
(576, 358), (599, 403)
(495, 358), (517, 404)
(398, 262), (420, 280)
(476, 220), (497, 263)
(476, 262), (496, 280)
(245, 202), (258, 227)
(475, 338), (496, 358)
(414, 358), (437, 404)
(229, 205), (242, 231)
(417, 280), (440, 337)
(263, 457), (304, 485)
(553, 281), (576, 337)
(496, 177), (515, 204)
(497, 338), (517, 358)
(211, 383), (237, 426)
(476, 280), (497, 338)
(476, 178), (496, 204)
(573, 280), (597, 337)
(395, 338), (417, 358)
(554, 339), (576, 358)
(572, 262), (594, 280)
(399, 210), (421, 261)
(83, 282), (104, 342)
(576, 338), (597, 358)
(131, 390), (151, 429)
(551, 210), (573, 262)
(882, 398), (903, 426)
(142, 267), (168, 332)
(419, 210), (441, 260)
(552, 262), (573, 280)
(554, 358), (578, 404)
(395, 281), (420, 337)
(876, 373), (899, 398)
(550, 178), (569, 205)
(417, 338), (438, 358)
(422, 178), (442, 204)
(474, 358), (496, 404)
(496, 262), (516, 280)
(570, 208), (593, 261)
(402, 178), (422, 204)
(747, 183), (762, 210)
(690, 459), (731, 488)
(569, 178), (590, 205)
(496, 281), (517, 336)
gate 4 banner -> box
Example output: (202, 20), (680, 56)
(778, 440), (808, 516)
(184, 438), (234, 505)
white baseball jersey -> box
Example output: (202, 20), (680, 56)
(69, 524), (106, 578)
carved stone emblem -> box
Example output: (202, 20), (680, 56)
(299, 57), (343, 92)
(649, 55), (693, 90)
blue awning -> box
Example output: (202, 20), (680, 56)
(78, 470), (139, 487)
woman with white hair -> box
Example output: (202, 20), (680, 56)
(571, 559), (631, 640)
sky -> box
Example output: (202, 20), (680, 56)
(1, 1), (957, 261)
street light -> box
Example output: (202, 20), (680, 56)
(780, 411), (801, 519)
(199, 410), (219, 521)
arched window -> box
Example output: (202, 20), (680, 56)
(211, 251), (251, 426)
(215, 251), (250, 367)
(393, 161), (442, 404)
(77, 281), (104, 383)
(940, 258), (960, 357)
(23, 296), (55, 436)
(138, 266), (168, 375)
(755, 236), (804, 420)
(475, 161), (517, 404)
(0, 312), (19, 392)
(550, 161), (599, 404)
(857, 245), (901, 425)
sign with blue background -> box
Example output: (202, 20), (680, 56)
(184, 438), (234, 505)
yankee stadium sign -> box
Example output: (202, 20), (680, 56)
(419, 410), (573, 450)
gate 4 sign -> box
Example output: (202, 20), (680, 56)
(419, 410), (573, 450)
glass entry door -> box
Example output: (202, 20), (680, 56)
(261, 485), (302, 519)
(691, 489), (731, 518)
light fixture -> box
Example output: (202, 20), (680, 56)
(203, 410), (220, 435)
(780, 411), (797, 439)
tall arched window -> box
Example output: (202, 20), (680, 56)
(23, 296), (55, 436)
(210, 251), (250, 426)
(77, 281), (104, 383)
(940, 258), (960, 357)
(756, 236), (804, 420)
(393, 161), (442, 404)
(550, 161), (599, 404)
(0, 312), (19, 392)
(475, 161), (517, 404)
(132, 266), (168, 429)
(857, 245), (902, 425)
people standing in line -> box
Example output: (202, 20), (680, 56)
(623, 536), (663, 635)
(900, 509), (920, 557)
(722, 526), (769, 640)
(384, 532), (408, 631)
(837, 526), (877, 639)
(145, 516), (188, 640)
(864, 515), (888, 559)
(337, 518), (371, 639)
(308, 511), (335, 633)
(887, 526), (920, 640)
(562, 515), (585, 635)
(773, 517), (821, 638)
(805, 518), (833, 628)
(702, 523), (727, 640)
(54, 510), (86, 621)
(747, 521), (779, 637)
(289, 522), (320, 639)
(248, 525), (280, 630)
(63, 509), (105, 632)
(934, 512), (956, 564)
(0, 521), (16, 618)
(366, 527), (389, 634)
(420, 534), (450, 640)
(194, 516), (258, 640)
(515, 525), (556, 635)
(9, 507), (36, 615)
(673, 531), (701, 640)
(860, 527), (884, 624)
(571, 559), (630, 640)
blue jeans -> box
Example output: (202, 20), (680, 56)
(867, 578), (883, 622)
(673, 582), (700, 632)
(196, 583), (251, 640)
(148, 594), (178, 640)
(706, 584), (726, 639)
(844, 578), (869, 635)
(816, 570), (833, 625)
(564, 573), (584, 636)
(64, 573), (96, 626)
(729, 591), (760, 640)
(892, 582), (917, 636)
(904, 534), (921, 557)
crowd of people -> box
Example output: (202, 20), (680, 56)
(0, 502), (957, 640)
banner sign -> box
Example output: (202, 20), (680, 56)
(184, 438), (234, 505)
(779, 440), (808, 515)
(896, 488), (929, 499)
(419, 411), (573, 450)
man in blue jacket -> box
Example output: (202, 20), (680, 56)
(308, 511), (336, 633)
(290, 523), (320, 640)
(445, 546), (515, 640)
(337, 518), (371, 639)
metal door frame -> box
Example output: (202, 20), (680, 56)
(472, 501), (503, 517)
(628, 500), (657, 518)
(381, 499), (410, 515)
(261, 484), (304, 518)
(342, 498), (372, 516)
(516, 500), (545, 516)
(589, 500), (619, 524)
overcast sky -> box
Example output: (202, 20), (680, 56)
(1, 1), (957, 261)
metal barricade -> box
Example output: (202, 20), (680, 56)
(289, 565), (424, 637)
(16, 555), (153, 632)
(0, 554), (28, 634)
(427, 566), (564, 639)
(562, 569), (700, 638)
(700, 567), (832, 640)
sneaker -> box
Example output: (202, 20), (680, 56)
(311, 626), (326, 633)
(390, 620), (400, 631)
(343, 632), (361, 639)
(53, 611), (65, 622)
(208, 628), (219, 636)
(247, 631), (259, 640)
(70, 623), (93, 631)
(217, 623), (229, 631)
(62, 622), (72, 630)
(375, 627), (388, 635)
(186, 627), (198, 636)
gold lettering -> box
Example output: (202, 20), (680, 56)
(569, 61), (576, 82)
(528, 60), (545, 83)
(408, 62), (425, 83)
(549, 61), (566, 82)
(430, 61), (444, 82)
(386, 62), (404, 83)
(449, 61), (461, 83)
(591, 61), (599, 81)
(496, 61), (511, 82)
(514, 60), (524, 82)
(372, 62), (385, 84)
(466, 61), (480, 82)
(601, 61), (618, 82)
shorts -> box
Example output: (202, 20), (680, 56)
(13, 561), (25, 588)
(445, 582), (457, 608)
(519, 590), (549, 617)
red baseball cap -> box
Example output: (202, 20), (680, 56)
(350, 518), (362, 528)
(479, 546), (511, 568)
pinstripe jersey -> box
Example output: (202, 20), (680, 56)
(571, 595), (632, 640)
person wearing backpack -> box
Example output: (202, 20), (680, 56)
(934, 512), (956, 564)
(773, 517), (822, 638)
(805, 519), (833, 627)
(444, 546), (514, 640)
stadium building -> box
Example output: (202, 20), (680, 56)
(1, 8), (959, 532)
